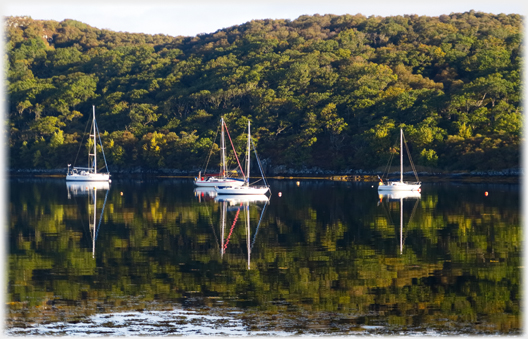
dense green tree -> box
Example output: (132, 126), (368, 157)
(4, 12), (522, 171)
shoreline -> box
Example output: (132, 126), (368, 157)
(7, 168), (521, 184)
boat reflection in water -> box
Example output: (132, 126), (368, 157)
(66, 181), (110, 258)
(378, 190), (421, 201)
(66, 181), (110, 198)
(378, 190), (421, 254)
(194, 187), (217, 202)
(214, 194), (269, 270)
(214, 194), (269, 205)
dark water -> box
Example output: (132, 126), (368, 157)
(6, 178), (521, 335)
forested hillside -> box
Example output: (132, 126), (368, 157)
(5, 11), (522, 173)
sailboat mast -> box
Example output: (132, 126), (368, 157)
(246, 120), (251, 186)
(221, 117), (226, 179)
(93, 106), (97, 174)
(400, 129), (403, 183)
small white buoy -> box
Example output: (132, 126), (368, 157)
(296, 181), (300, 186)
(278, 192), (282, 197)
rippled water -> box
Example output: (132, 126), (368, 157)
(6, 178), (521, 335)
(7, 308), (284, 336)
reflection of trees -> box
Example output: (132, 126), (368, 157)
(7, 180), (520, 332)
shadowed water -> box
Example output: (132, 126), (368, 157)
(6, 178), (520, 335)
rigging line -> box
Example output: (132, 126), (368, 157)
(203, 203), (220, 248)
(95, 120), (109, 172)
(381, 199), (395, 228)
(408, 197), (420, 224)
(223, 121), (246, 179)
(251, 140), (268, 186)
(202, 124), (220, 173)
(382, 133), (399, 180)
(402, 133), (420, 182)
(73, 190), (89, 239)
(95, 188), (109, 242)
(251, 178), (263, 185)
(223, 203), (243, 250)
(72, 115), (91, 167)
(402, 198), (420, 245)
(75, 188), (96, 250)
(382, 152), (395, 180)
(250, 200), (268, 251)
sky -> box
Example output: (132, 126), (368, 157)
(2, 0), (525, 38)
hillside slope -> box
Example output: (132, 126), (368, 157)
(5, 11), (522, 172)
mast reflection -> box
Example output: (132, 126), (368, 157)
(214, 194), (269, 269)
(378, 190), (420, 254)
(66, 181), (110, 258)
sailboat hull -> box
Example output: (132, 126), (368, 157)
(194, 177), (245, 187)
(378, 181), (421, 191)
(66, 172), (111, 181)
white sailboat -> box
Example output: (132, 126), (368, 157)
(66, 106), (111, 182)
(378, 128), (421, 192)
(215, 120), (270, 195)
(195, 117), (245, 187)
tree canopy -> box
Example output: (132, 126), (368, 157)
(5, 11), (522, 172)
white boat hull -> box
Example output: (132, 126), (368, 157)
(215, 185), (269, 195)
(194, 177), (245, 187)
(378, 181), (421, 192)
(66, 173), (111, 181)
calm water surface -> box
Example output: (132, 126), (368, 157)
(6, 178), (520, 335)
